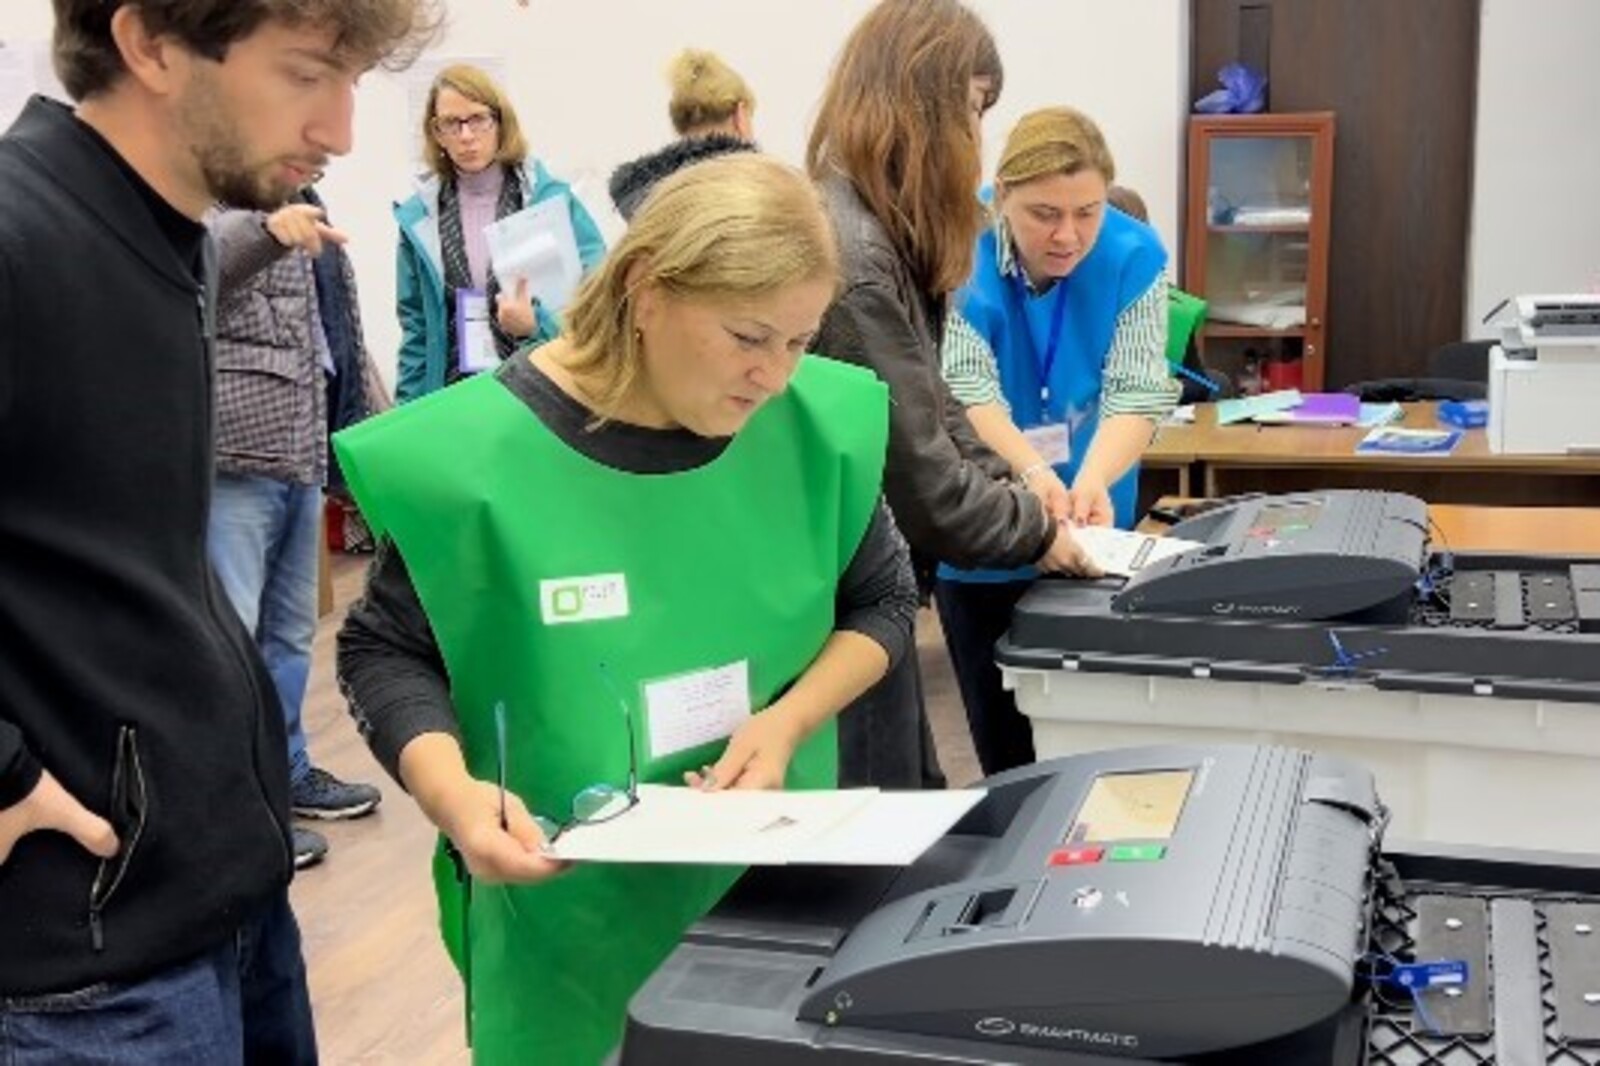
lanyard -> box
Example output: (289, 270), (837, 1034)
(1013, 269), (1070, 407)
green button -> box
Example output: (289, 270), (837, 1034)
(1108, 844), (1166, 862)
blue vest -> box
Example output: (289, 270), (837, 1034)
(943, 205), (1165, 583)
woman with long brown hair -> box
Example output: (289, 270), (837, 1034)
(808, 0), (1091, 790)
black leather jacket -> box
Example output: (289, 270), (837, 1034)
(813, 175), (1055, 589)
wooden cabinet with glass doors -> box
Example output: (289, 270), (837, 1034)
(1184, 112), (1334, 393)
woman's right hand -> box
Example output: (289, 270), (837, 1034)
(1035, 522), (1104, 578)
(1025, 467), (1073, 525)
(427, 776), (569, 886)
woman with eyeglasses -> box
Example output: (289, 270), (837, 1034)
(806, 0), (1095, 791)
(336, 154), (916, 1064)
(394, 64), (605, 403)
(937, 107), (1178, 775)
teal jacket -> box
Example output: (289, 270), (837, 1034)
(392, 160), (605, 403)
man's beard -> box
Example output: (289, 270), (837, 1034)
(178, 77), (312, 210)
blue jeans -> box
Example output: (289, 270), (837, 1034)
(0, 890), (317, 1065)
(208, 475), (323, 786)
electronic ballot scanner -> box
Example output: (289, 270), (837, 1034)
(1112, 490), (1430, 623)
(620, 744), (1389, 1063)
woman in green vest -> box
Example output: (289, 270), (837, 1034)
(335, 154), (916, 1064)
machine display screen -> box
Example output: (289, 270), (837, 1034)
(1256, 499), (1325, 533)
(1068, 770), (1195, 843)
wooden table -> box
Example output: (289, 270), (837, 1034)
(1139, 403), (1600, 514)
(1141, 499), (1600, 556)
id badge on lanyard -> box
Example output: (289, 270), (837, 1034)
(455, 288), (499, 374)
(1019, 273), (1071, 463)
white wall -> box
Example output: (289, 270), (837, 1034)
(0, 0), (1187, 389)
(329, 0), (1191, 387)
(17, 2), (1594, 380)
(1466, 0), (1600, 336)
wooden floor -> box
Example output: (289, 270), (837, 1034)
(294, 554), (980, 1064)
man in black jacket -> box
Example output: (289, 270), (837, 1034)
(0, 2), (435, 1062)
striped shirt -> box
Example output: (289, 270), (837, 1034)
(943, 225), (1180, 420)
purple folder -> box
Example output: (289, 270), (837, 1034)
(1289, 392), (1361, 424)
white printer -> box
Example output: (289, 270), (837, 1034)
(1487, 294), (1600, 454)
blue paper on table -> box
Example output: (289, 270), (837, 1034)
(1217, 389), (1302, 426)
(1194, 62), (1268, 114)
(1356, 427), (1462, 455)
(1357, 402), (1405, 428)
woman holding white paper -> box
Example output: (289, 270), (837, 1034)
(337, 155), (916, 1063)
(394, 64), (606, 402)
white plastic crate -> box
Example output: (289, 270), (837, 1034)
(1003, 664), (1600, 854)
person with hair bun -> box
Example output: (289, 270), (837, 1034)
(608, 48), (758, 221)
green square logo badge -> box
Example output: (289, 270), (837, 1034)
(551, 586), (582, 617)
(539, 573), (630, 625)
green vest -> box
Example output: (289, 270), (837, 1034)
(335, 355), (887, 1065)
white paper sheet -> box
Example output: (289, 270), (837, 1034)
(547, 784), (985, 866)
(1068, 525), (1205, 578)
(485, 195), (582, 310)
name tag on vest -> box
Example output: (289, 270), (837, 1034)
(539, 573), (631, 625)
(1023, 422), (1071, 466)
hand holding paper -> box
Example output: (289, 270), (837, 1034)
(1067, 477), (1115, 527)
(485, 196), (582, 310)
(1038, 523), (1102, 577)
(495, 277), (537, 339)
(685, 705), (804, 792)
(1069, 525), (1206, 578)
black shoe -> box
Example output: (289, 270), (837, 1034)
(291, 766), (382, 821)
(293, 826), (329, 870)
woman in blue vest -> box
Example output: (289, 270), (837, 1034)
(394, 64), (605, 403)
(940, 106), (1179, 775)
(337, 154), (916, 1064)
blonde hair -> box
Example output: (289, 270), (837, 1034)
(564, 155), (839, 420)
(996, 107), (1116, 190)
(421, 64), (529, 181)
(667, 49), (754, 136)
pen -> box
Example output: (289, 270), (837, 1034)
(1173, 362), (1221, 394)
(493, 700), (509, 831)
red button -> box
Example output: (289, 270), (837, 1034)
(1049, 846), (1104, 866)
